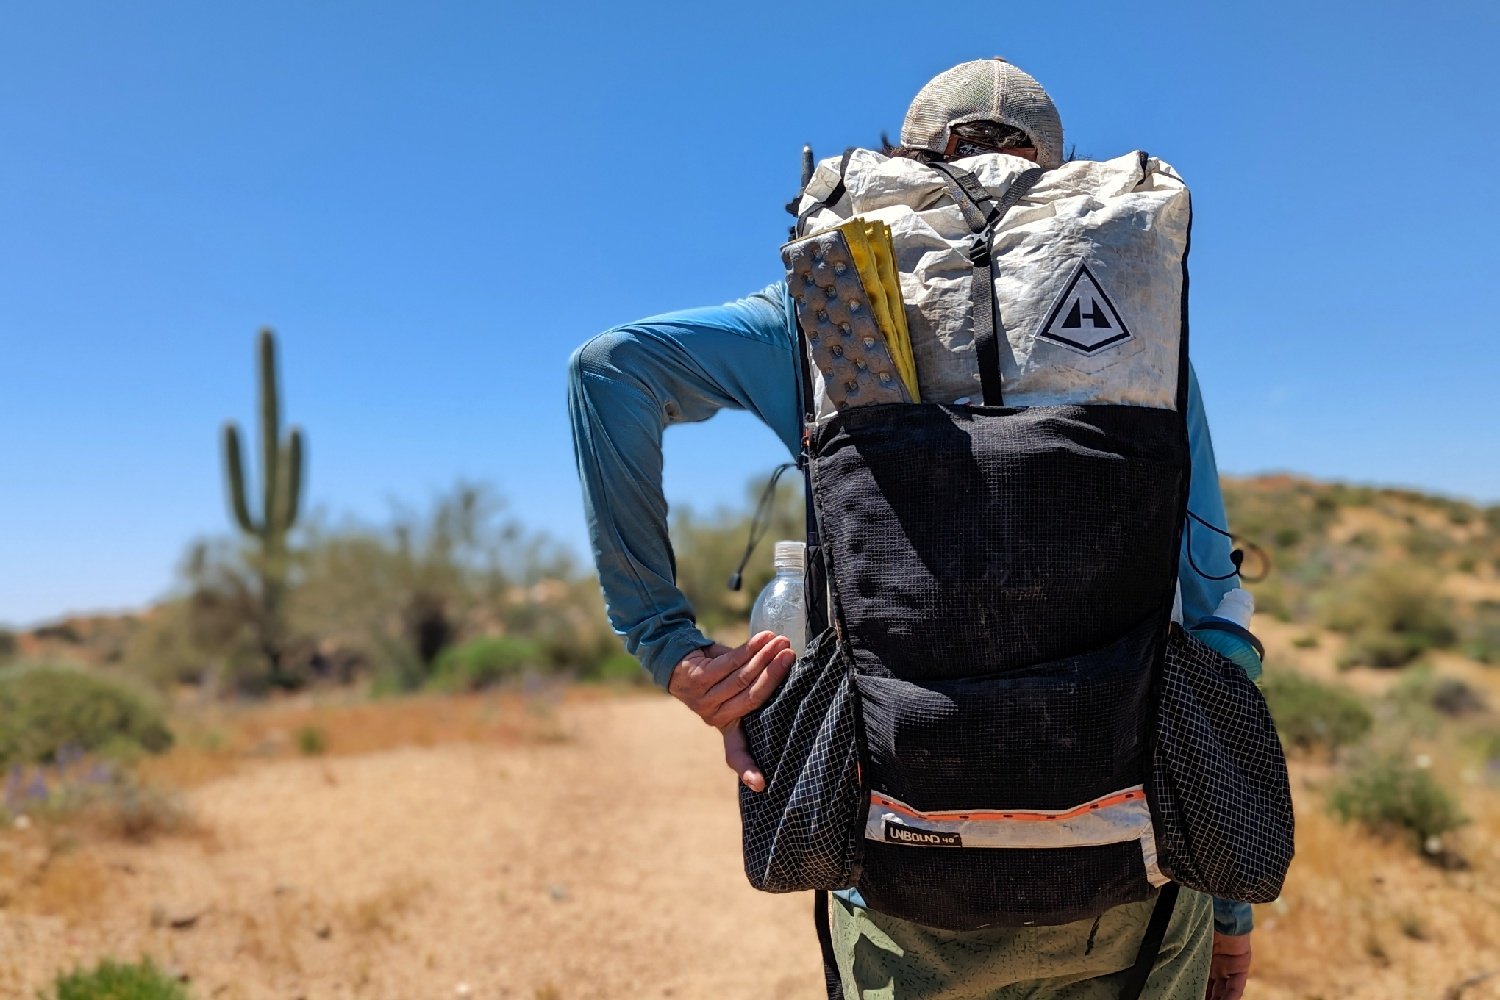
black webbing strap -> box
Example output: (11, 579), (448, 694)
(928, 164), (1045, 405)
(814, 890), (842, 999)
(1116, 882), (1180, 1000)
(795, 148), (857, 236)
(791, 300), (828, 633)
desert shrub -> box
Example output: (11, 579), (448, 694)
(0, 665), (172, 766)
(291, 483), (591, 691)
(1324, 566), (1457, 668)
(296, 725), (327, 756)
(429, 636), (541, 691)
(1250, 578), (1293, 623)
(1462, 602), (1500, 665)
(1261, 671), (1371, 755)
(1291, 633), (1320, 649)
(1329, 753), (1466, 851)
(46, 957), (187, 1000)
(580, 651), (650, 685)
(1403, 525), (1453, 561)
(1388, 666), (1487, 731)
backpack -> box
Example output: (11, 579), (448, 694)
(738, 149), (1294, 935)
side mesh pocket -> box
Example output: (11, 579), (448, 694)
(739, 627), (864, 892)
(1150, 624), (1295, 902)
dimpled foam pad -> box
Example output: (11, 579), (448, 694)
(783, 229), (912, 409)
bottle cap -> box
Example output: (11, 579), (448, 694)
(1211, 588), (1254, 629)
(773, 540), (806, 571)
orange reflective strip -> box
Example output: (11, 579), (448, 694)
(870, 788), (1144, 824)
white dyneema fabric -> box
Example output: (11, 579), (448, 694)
(794, 148), (1190, 412)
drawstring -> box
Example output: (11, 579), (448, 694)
(728, 462), (798, 591)
(1185, 509), (1270, 583)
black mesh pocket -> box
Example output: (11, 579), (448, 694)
(849, 620), (1161, 928)
(739, 628), (864, 892)
(1150, 625), (1295, 902)
(856, 617), (1158, 812)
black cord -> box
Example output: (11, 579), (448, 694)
(728, 462), (798, 591)
(1184, 509), (1270, 583)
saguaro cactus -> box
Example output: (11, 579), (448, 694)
(222, 328), (305, 677)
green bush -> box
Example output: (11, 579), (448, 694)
(1261, 671), (1372, 755)
(46, 957), (188, 1000)
(0, 665), (172, 766)
(429, 636), (541, 691)
(1329, 753), (1466, 852)
(296, 725), (327, 756)
(580, 651), (650, 685)
(1324, 566), (1457, 669)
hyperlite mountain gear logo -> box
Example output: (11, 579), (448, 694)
(1039, 261), (1132, 354)
(885, 818), (963, 847)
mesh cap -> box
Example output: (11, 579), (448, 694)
(900, 58), (1064, 169)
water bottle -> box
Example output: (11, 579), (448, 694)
(749, 541), (807, 657)
(1190, 588), (1263, 681)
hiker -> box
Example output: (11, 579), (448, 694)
(568, 59), (1261, 1000)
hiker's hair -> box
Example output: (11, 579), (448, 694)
(880, 132), (943, 163)
(879, 130), (1081, 163)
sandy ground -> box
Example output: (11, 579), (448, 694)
(4, 692), (1499, 1000)
(0, 695), (824, 1000)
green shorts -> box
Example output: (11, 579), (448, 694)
(831, 889), (1212, 1000)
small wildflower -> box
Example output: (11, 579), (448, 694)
(1414, 753), (1433, 769)
(1423, 835), (1443, 855)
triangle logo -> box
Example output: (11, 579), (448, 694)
(1037, 261), (1132, 354)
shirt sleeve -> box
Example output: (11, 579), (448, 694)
(1181, 364), (1256, 936)
(1179, 363), (1237, 627)
(566, 283), (800, 688)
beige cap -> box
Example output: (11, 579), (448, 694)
(899, 58), (1064, 169)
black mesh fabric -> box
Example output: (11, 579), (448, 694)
(857, 840), (1155, 930)
(810, 404), (1187, 681)
(1151, 626), (1295, 902)
(739, 627), (865, 892)
(857, 616), (1160, 813)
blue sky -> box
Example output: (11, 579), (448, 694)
(2, 2), (1496, 626)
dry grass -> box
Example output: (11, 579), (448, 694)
(1254, 764), (1500, 997)
(339, 875), (431, 941)
(143, 686), (598, 790)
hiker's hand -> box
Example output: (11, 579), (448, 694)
(669, 632), (796, 793)
(1205, 931), (1251, 1000)
(669, 632), (795, 728)
(720, 721), (765, 792)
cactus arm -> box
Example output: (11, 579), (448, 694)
(258, 328), (280, 544)
(277, 426), (304, 534)
(222, 422), (258, 534)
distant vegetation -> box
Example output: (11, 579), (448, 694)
(0, 665), (171, 766)
(6, 468), (1500, 867)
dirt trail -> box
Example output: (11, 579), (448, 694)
(6, 693), (1500, 1000)
(1, 695), (825, 1000)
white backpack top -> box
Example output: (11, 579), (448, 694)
(793, 149), (1191, 412)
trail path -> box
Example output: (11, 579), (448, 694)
(1, 695), (825, 1000)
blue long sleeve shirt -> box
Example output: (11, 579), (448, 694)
(567, 280), (1252, 935)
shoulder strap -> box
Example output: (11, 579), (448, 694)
(1116, 882), (1181, 1000)
(927, 163), (1046, 404)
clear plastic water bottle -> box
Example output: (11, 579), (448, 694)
(749, 541), (807, 656)
(1190, 588), (1264, 681)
